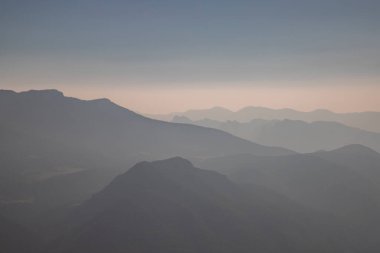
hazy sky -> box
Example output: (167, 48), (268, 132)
(1, 0), (379, 113)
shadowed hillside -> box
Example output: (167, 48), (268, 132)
(49, 158), (353, 253)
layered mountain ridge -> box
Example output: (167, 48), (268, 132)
(172, 116), (380, 152)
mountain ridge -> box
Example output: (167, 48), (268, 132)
(0, 89), (292, 161)
(172, 116), (380, 152)
(150, 105), (380, 132)
(0, 89), (292, 216)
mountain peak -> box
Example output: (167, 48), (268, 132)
(155, 156), (194, 167)
(88, 97), (114, 106)
(331, 144), (379, 156)
(93, 156), (229, 205)
(0, 89), (64, 98)
(130, 157), (195, 174)
(21, 89), (64, 97)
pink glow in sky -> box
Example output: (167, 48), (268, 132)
(3, 81), (380, 114)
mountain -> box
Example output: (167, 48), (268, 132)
(199, 150), (380, 217)
(198, 145), (380, 251)
(172, 116), (380, 153)
(0, 90), (292, 163)
(313, 144), (380, 190)
(49, 157), (353, 253)
(154, 106), (380, 132)
(0, 90), (291, 220)
(3, 89), (379, 252)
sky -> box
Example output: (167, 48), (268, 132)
(1, 0), (379, 113)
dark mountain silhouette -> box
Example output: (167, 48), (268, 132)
(199, 151), (379, 217)
(313, 144), (380, 193)
(199, 145), (380, 251)
(172, 116), (380, 152)
(154, 106), (380, 132)
(50, 157), (353, 253)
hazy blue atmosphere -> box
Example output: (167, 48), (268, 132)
(1, 1), (380, 253)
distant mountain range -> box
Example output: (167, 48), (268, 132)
(172, 116), (380, 153)
(150, 106), (380, 133)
